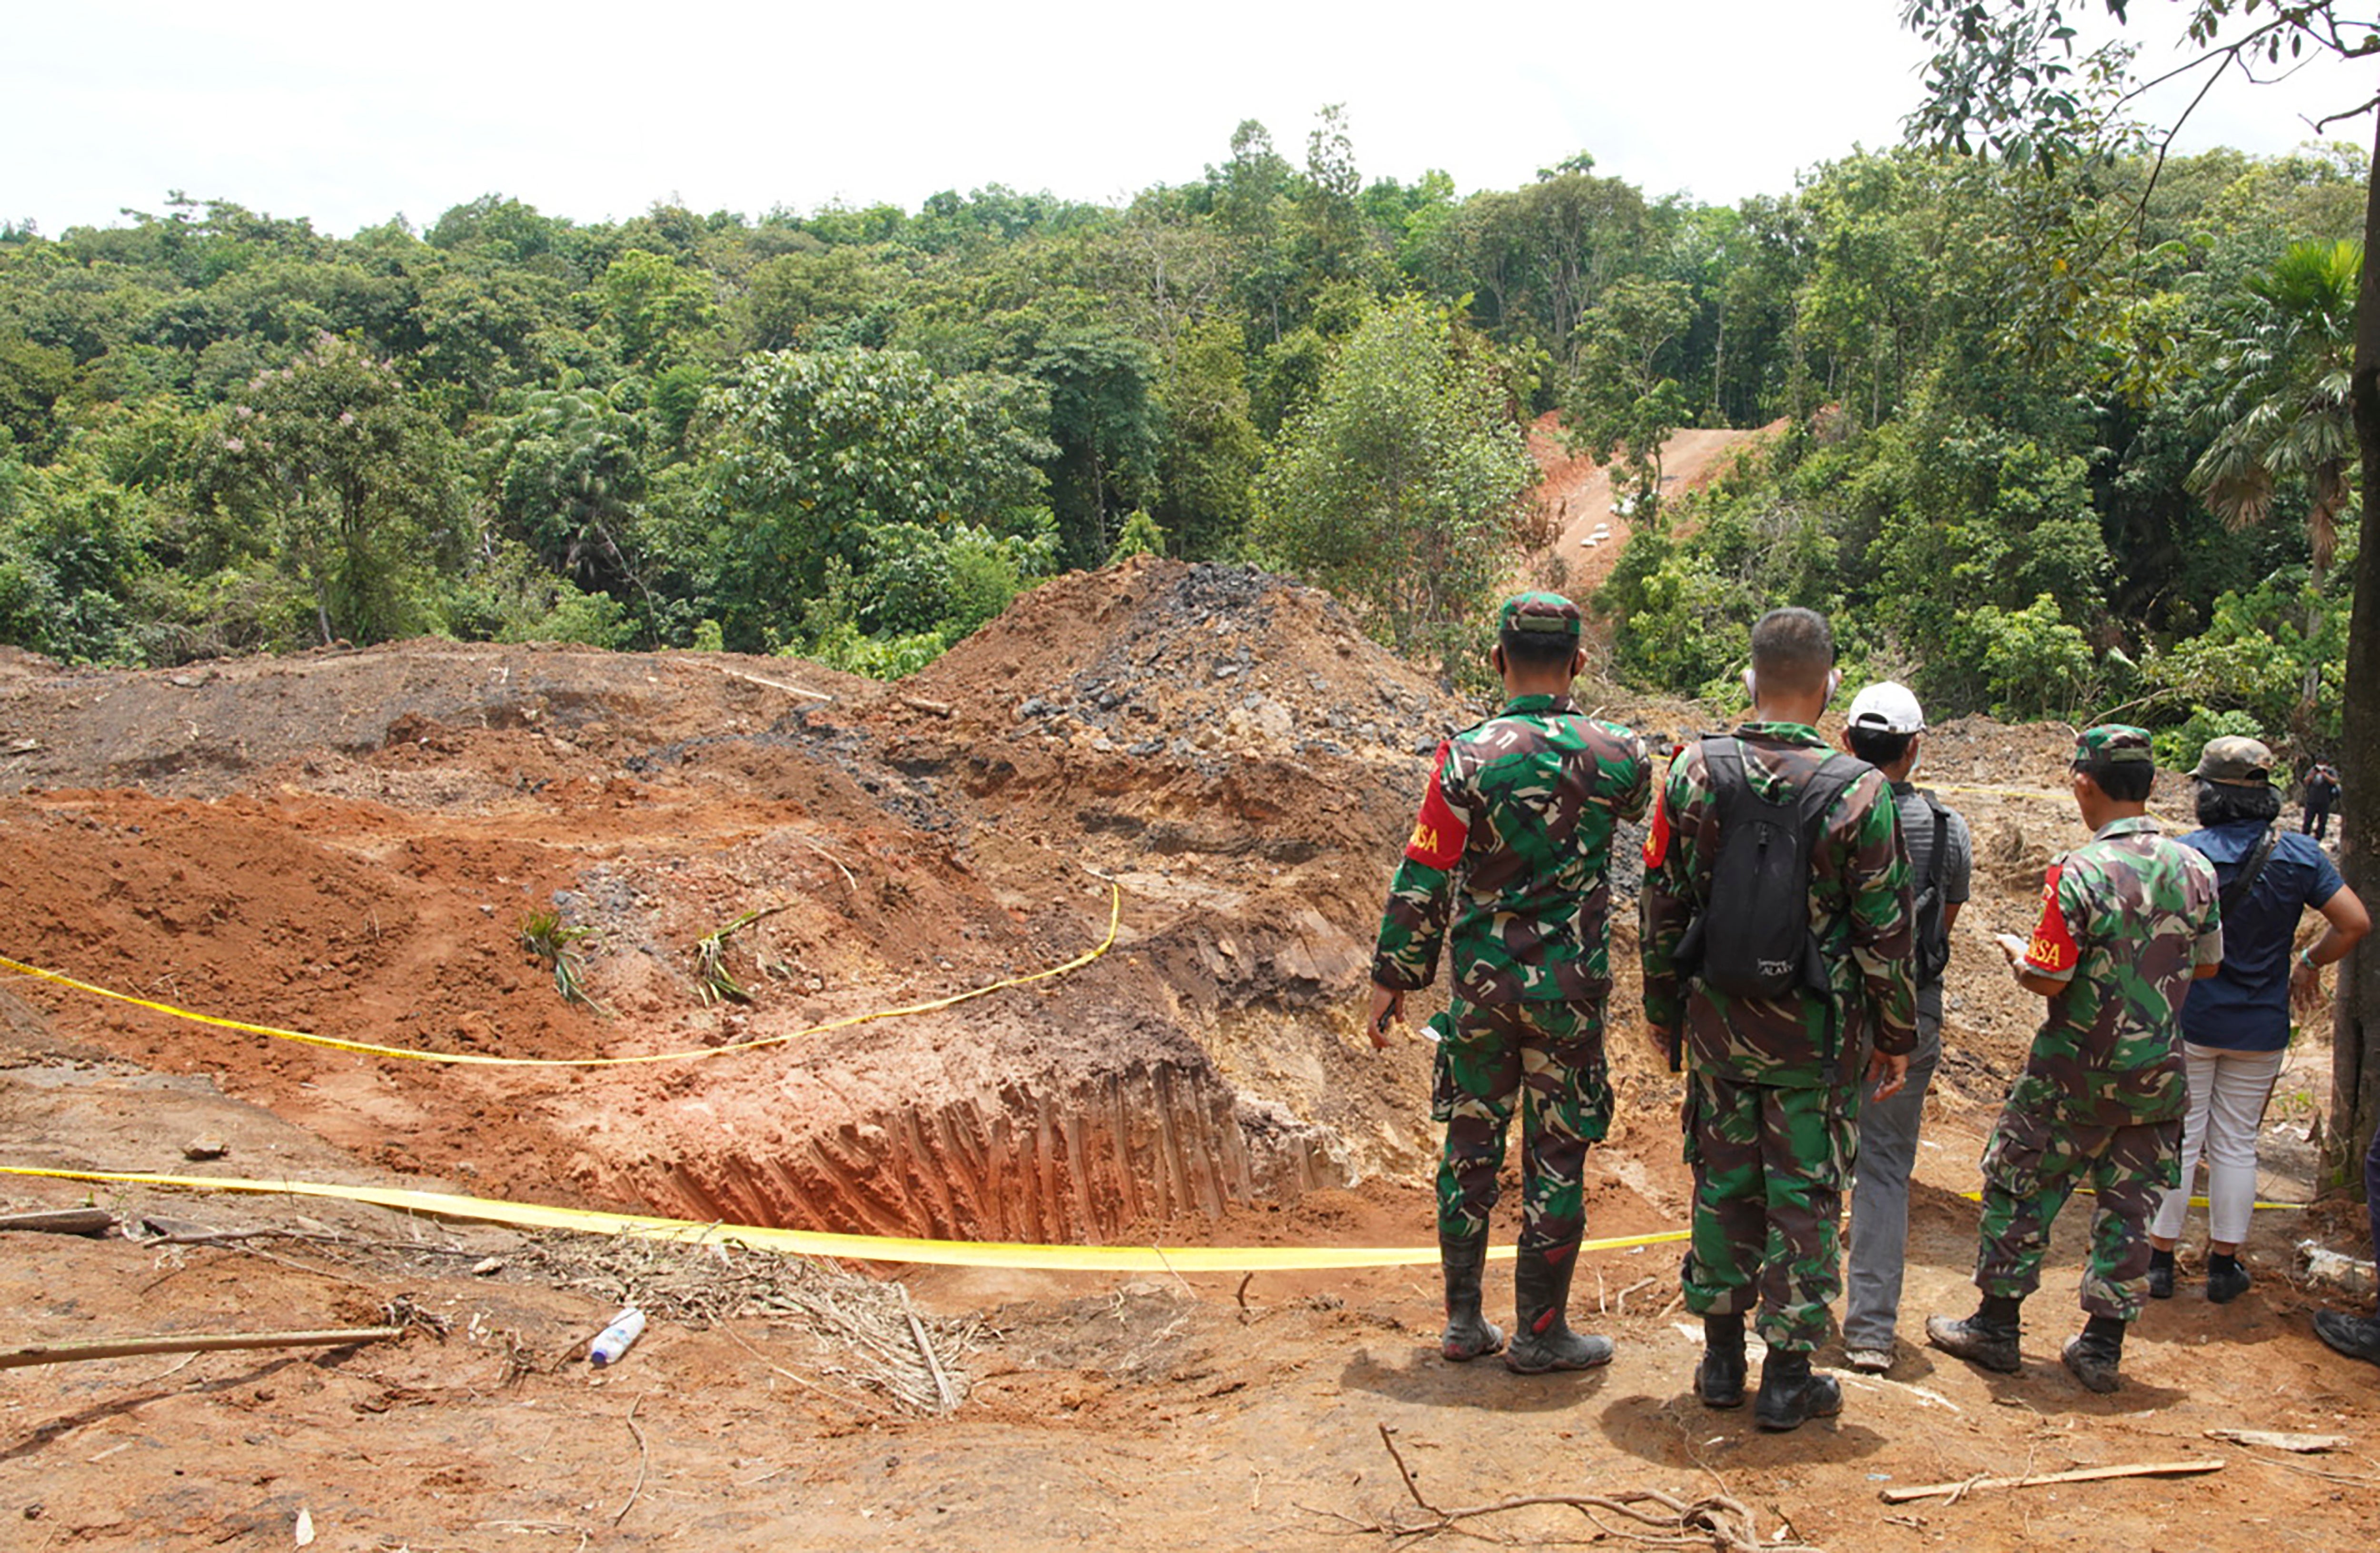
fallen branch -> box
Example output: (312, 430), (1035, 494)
(1363, 1422), (1821, 1549)
(0, 1326), (404, 1370)
(1881, 1459), (2221, 1504)
(2266, 1456), (2380, 1489)
(611, 1394), (650, 1528)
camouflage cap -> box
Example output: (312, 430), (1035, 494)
(2191, 734), (2274, 786)
(1498, 591), (1583, 637)
(2073, 724), (2155, 767)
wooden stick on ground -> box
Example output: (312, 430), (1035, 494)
(1881, 1459), (2222, 1504)
(902, 1293), (959, 1414)
(700, 664), (832, 701)
(0, 1207), (116, 1236)
(0, 1327), (404, 1370)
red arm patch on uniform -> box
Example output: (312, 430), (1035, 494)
(2023, 860), (2079, 975)
(1403, 743), (1467, 868)
(1642, 776), (1672, 868)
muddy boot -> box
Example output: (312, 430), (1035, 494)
(1503, 1245), (1613, 1374)
(1925, 1294), (2023, 1374)
(1695, 1312), (1747, 1408)
(1437, 1229), (1505, 1363)
(1753, 1347), (1841, 1432)
(2061, 1314), (2126, 1394)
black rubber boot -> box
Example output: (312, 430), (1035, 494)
(1437, 1229), (1505, 1362)
(1925, 1294), (2023, 1374)
(2147, 1247), (2175, 1300)
(2062, 1314), (2126, 1394)
(1695, 1312), (1747, 1408)
(1753, 1347), (1842, 1432)
(1503, 1245), (1613, 1374)
(2313, 1310), (2380, 1366)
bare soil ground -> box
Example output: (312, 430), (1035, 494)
(0, 557), (2374, 1552)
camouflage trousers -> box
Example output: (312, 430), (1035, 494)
(1973, 1095), (2181, 1321)
(1431, 997), (1613, 1249)
(1680, 1070), (1856, 1352)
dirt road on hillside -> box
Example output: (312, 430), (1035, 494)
(1518, 418), (1784, 608)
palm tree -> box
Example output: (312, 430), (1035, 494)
(2187, 239), (2361, 724)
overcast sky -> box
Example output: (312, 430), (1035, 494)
(5, 1), (2370, 238)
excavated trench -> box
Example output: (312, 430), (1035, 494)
(601, 1060), (1353, 1244)
(568, 903), (1390, 1245)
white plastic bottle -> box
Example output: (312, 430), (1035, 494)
(588, 1306), (647, 1367)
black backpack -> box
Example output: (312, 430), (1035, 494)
(1675, 737), (1872, 1002)
(1908, 790), (1953, 986)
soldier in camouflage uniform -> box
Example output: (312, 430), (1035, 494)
(1928, 725), (2222, 1394)
(1370, 592), (1650, 1375)
(1641, 607), (1915, 1432)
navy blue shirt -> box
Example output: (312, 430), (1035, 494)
(2180, 821), (2342, 1051)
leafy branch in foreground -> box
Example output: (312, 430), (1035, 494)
(692, 903), (796, 1005)
(519, 908), (610, 1015)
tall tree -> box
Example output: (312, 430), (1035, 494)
(196, 332), (460, 645)
(1564, 276), (1695, 506)
(706, 348), (1051, 650)
(2188, 238), (2360, 722)
(1255, 297), (1537, 668)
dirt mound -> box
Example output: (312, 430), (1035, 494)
(905, 557), (1466, 768)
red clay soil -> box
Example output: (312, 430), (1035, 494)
(0, 563), (2373, 1551)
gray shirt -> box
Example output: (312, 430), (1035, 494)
(1894, 779), (1972, 1025)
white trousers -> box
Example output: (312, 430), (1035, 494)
(2150, 1042), (2288, 1247)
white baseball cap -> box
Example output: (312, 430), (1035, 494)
(1846, 680), (1925, 734)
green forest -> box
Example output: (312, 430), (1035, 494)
(0, 109), (2364, 758)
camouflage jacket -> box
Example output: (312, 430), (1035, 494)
(1371, 694), (1650, 1004)
(1639, 723), (1916, 1087)
(2015, 815), (2223, 1125)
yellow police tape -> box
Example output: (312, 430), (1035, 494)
(1958, 1189), (2302, 1212)
(0, 883), (1122, 1069)
(0, 1165), (1690, 1271)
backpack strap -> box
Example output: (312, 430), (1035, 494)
(1792, 754), (1874, 1051)
(1667, 736), (1747, 995)
(2219, 823), (2279, 914)
(1911, 789), (1949, 900)
(1701, 735), (1746, 813)
(1794, 754), (1871, 848)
